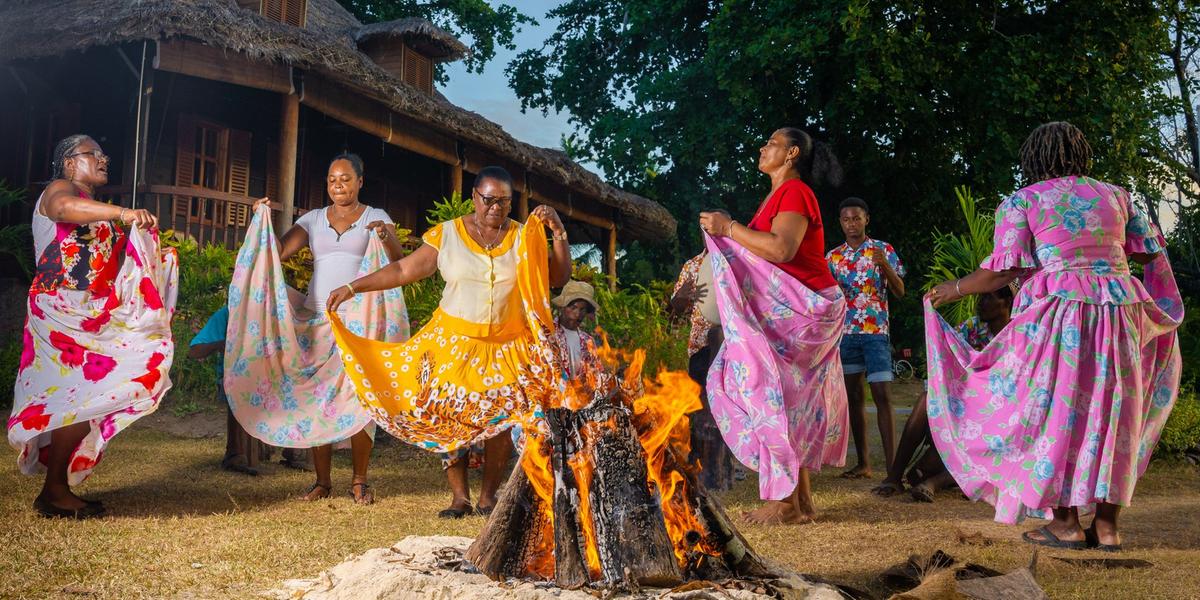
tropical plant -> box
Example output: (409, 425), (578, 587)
(161, 233), (237, 401)
(426, 190), (474, 226)
(923, 186), (996, 325)
(0, 179), (33, 282)
(1158, 387), (1200, 459)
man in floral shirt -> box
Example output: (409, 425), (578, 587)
(826, 197), (906, 479)
(551, 280), (605, 384)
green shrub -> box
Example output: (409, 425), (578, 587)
(0, 179), (33, 282)
(162, 233), (236, 403)
(571, 263), (687, 373)
(1158, 388), (1200, 458)
(427, 190), (474, 225)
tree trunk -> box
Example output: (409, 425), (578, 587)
(464, 463), (553, 581)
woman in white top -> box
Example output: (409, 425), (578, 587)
(243, 153), (406, 504)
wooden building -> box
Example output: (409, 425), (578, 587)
(0, 0), (676, 288)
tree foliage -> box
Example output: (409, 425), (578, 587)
(337, 0), (534, 78)
(508, 0), (1185, 346)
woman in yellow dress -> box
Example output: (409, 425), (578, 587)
(326, 166), (571, 518)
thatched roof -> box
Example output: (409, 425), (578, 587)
(0, 0), (675, 241)
(354, 17), (468, 62)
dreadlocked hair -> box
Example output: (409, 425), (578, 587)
(1018, 122), (1092, 182)
(50, 134), (94, 180)
(777, 127), (844, 188)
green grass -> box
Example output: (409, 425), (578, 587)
(1, 383), (1197, 599)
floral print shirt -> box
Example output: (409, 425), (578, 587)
(826, 238), (905, 335)
(672, 253), (711, 356)
(956, 316), (995, 351)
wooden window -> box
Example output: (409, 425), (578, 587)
(173, 115), (253, 227)
(259, 0), (306, 27)
(402, 45), (433, 95)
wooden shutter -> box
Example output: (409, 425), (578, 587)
(225, 129), (252, 227)
(261, 0), (282, 21)
(402, 46), (433, 95)
(173, 114), (198, 221)
(284, 0), (306, 27)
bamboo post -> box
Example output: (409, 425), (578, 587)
(607, 226), (617, 291)
(277, 93), (300, 230)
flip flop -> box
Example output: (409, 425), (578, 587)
(1022, 526), (1088, 550)
(910, 484), (935, 503)
(1084, 525), (1123, 553)
(871, 481), (904, 497)
(476, 505), (495, 517)
(438, 503), (473, 519)
(33, 496), (107, 520)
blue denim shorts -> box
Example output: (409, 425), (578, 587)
(839, 333), (894, 383)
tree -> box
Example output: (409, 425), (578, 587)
(337, 0), (534, 79)
(508, 1), (1182, 345)
(508, 3), (1174, 253)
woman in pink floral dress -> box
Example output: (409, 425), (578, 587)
(926, 122), (1183, 551)
(9, 135), (177, 519)
(699, 128), (848, 525)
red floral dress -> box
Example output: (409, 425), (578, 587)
(8, 192), (178, 484)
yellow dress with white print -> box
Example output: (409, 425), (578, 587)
(329, 215), (560, 458)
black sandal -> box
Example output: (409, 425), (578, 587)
(1084, 525), (1123, 553)
(33, 495), (106, 520)
(438, 502), (472, 519)
(475, 504), (495, 517)
(1022, 526), (1088, 550)
(349, 482), (374, 505)
(299, 482), (332, 501)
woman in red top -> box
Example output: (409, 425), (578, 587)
(699, 128), (847, 524)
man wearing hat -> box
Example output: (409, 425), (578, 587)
(551, 280), (604, 383)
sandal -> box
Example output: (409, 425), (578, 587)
(438, 502), (473, 519)
(910, 483), (935, 503)
(299, 482), (332, 501)
(475, 504), (495, 517)
(349, 482), (374, 505)
(1022, 526), (1088, 550)
(871, 481), (905, 497)
(33, 495), (106, 520)
(1084, 525), (1123, 553)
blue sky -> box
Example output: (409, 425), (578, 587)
(439, 0), (574, 152)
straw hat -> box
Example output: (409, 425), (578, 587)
(552, 280), (599, 313)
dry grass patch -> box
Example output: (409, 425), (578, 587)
(1, 391), (1197, 599)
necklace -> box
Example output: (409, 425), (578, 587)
(471, 215), (505, 250)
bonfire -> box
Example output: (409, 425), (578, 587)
(465, 336), (771, 591)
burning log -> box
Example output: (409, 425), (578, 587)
(463, 462), (554, 581)
(546, 407), (589, 589)
(567, 399), (682, 588)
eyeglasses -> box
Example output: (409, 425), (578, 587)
(68, 149), (109, 162)
(474, 190), (512, 207)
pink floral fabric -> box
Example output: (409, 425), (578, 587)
(704, 233), (849, 501)
(224, 205), (409, 447)
(926, 176), (1183, 523)
(10, 220), (177, 485)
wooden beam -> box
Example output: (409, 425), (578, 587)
(606, 227), (617, 291)
(448, 161), (462, 199)
(277, 93), (300, 230)
(155, 40), (293, 94)
(534, 195), (614, 231)
(518, 171), (530, 220)
(388, 113), (458, 166)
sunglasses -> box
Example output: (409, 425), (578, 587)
(474, 190), (512, 207)
(68, 149), (109, 162)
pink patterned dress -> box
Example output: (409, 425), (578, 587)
(9, 192), (178, 484)
(705, 234), (849, 501)
(925, 176), (1183, 523)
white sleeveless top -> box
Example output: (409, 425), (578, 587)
(422, 218), (523, 334)
(295, 205), (392, 312)
(32, 193), (61, 259)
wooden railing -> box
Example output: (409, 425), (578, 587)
(97, 185), (299, 250)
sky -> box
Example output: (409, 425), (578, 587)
(438, 0), (575, 153)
